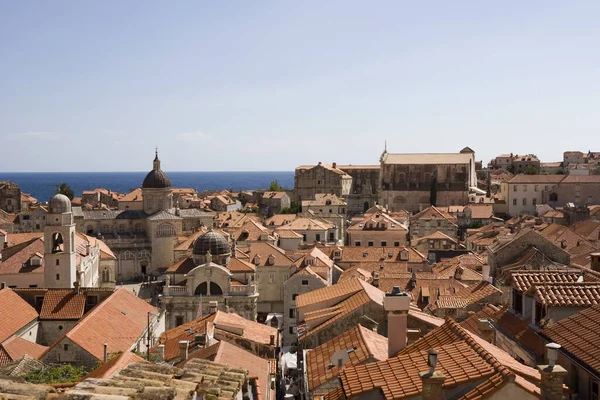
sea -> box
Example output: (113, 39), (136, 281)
(0, 171), (295, 202)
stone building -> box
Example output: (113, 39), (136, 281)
(501, 174), (565, 216)
(379, 147), (477, 212)
(338, 165), (380, 215)
(294, 162), (352, 203)
(260, 191), (291, 214)
(0, 181), (21, 214)
(77, 152), (213, 281)
(544, 175), (600, 209)
(162, 230), (259, 329)
(347, 212), (408, 247)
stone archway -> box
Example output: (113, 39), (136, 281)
(194, 281), (223, 296)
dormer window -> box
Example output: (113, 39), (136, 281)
(400, 251), (409, 261)
(305, 258), (314, 265)
(267, 255), (275, 265)
(253, 255), (261, 266)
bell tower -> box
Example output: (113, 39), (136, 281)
(44, 194), (77, 288)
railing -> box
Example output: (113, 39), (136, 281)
(230, 284), (258, 296)
(164, 285), (188, 296)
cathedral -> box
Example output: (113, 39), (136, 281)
(76, 152), (213, 282)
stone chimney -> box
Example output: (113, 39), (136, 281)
(157, 344), (165, 362)
(179, 340), (189, 361)
(372, 271), (380, 287)
(209, 301), (218, 314)
(454, 266), (463, 280)
(384, 286), (410, 357)
(332, 162), (337, 169)
(537, 343), (567, 400)
(419, 349), (446, 400)
(477, 318), (493, 343)
(591, 253), (600, 273)
(482, 265), (492, 283)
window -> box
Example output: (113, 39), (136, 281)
(269, 273), (276, 284)
(534, 185), (539, 192)
(512, 288), (523, 314)
(289, 309), (296, 318)
(523, 185), (527, 192)
(56, 259), (60, 266)
(175, 316), (184, 327)
(532, 198), (537, 206)
(302, 234), (307, 242)
(394, 242), (400, 247)
(381, 241), (387, 247)
(317, 180), (321, 185)
(302, 280), (309, 286)
(355, 241), (361, 246)
(289, 327), (295, 334)
(86, 295), (98, 306)
(56, 274), (60, 280)
(535, 301), (546, 325)
(513, 186), (517, 192)
(368, 241), (374, 247)
(513, 199), (517, 206)
(591, 380), (599, 400)
(63, 344), (69, 351)
(523, 198), (527, 206)
(315, 234), (321, 242)
(292, 293), (298, 300)
(29, 284), (37, 288)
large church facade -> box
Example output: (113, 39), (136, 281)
(75, 152), (213, 282)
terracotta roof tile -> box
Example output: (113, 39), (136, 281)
(540, 303), (600, 375)
(0, 336), (48, 364)
(86, 349), (147, 379)
(306, 325), (388, 391)
(39, 289), (86, 320)
(55, 288), (157, 361)
(509, 270), (585, 292)
(0, 289), (38, 343)
(528, 282), (600, 307)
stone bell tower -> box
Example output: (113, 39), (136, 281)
(44, 194), (77, 288)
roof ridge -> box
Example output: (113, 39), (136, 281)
(444, 319), (513, 378)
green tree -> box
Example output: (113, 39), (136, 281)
(281, 201), (300, 214)
(269, 179), (285, 192)
(56, 183), (74, 200)
(22, 364), (87, 384)
(429, 177), (438, 207)
(522, 165), (539, 175)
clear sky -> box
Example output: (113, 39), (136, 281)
(1, 1), (599, 172)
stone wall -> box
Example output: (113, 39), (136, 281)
(0, 181), (21, 214)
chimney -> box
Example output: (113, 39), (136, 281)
(332, 162), (337, 169)
(103, 343), (108, 362)
(179, 340), (189, 361)
(209, 301), (218, 314)
(538, 343), (567, 400)
(419, 349), (446, 400)
(591, 253), (600, 273)
(157, 344), (165, 362)
(454, 266), (463, 280)
(477, 319), (494, 343)
(482, 265), (492, 283)
(372, 271), (379, 287)
(85, 242), (91, 256)
(384, 286), (410, 357)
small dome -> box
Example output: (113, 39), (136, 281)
(49, 194), (72, 214)
(193, 231), (231, 257)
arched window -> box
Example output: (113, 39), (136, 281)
(194, 281), (223, 295)
(51, 233), (64, 254)
(138, 250), (151, 260)
(156, 223), (176, 237)
(549, 193), (558, 202)
(121, 250), (135, 261)
(101, 268), (110, 282)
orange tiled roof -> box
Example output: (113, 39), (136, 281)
(39, 289), (86, 320)
(340, 341), (496, 399)
(0, 336), (48, 365)
(296, 278), (382, 309)
(540, 303), (600, 376)
(55, 288), (157, 361)
(86, 348), (147, 379)
(508, 270), (586, 292)
(0, 289), (38, 343)
(528, 282), (600, 307)
(306, 325), (387, 391)
(183, 341), (271, 400)
(410, 206), (458, 225)
(338, 246), (427, 264)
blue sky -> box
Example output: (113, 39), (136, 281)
(1, 1), (599, 172)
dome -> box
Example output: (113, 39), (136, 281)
(193, 231), (231, 257)
(49, 194), (72, 214)
(142, 150), (172, 189)
(142, 169), (172, 189)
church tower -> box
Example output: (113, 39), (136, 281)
(142, 149), (173, 215)
(44, 194), (77, 288)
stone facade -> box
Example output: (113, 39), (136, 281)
(544, 176), (600, 209)
(379, 148), (477, 213)
(294, 162), (352, 203)
(338, 165), (380, 215)
(0, 181), (21, 214)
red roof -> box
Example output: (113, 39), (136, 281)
(0, 289), (39, 343)
(39, 289), (86, 320)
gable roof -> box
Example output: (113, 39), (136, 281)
(86, 349), (147, 379)
(49, 288), (157, 361)
(540, 303), (600, 378)
(39, 289), (86, 320)
(0, 336), (48, 366)
(527, 282), (600, 307)
(508, 270), (588, 292)
(0, 289), (39, 343)
(410, 206), (458, 225)
(306, 324), (387, 391)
